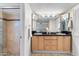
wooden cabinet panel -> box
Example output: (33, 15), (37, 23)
(32, 36), (38, 50)
(44, 36), (57, 40)
(58, 36), (64, 51)
(38, 36), (44, 50)
(32, 36), (71, 53)
(63, 36), (71, 51)
(45, 40), (57, 46)
(45, 45), (57, 50)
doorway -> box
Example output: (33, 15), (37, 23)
(0, 4), (24, 56)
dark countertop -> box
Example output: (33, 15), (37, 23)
(32, 34), (71, 36)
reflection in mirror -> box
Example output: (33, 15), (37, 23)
(60, 13), (72, 32)
(32, 12), (72, 33)
(36, 20), (49, 32)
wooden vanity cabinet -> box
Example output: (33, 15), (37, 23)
(32, 36), (44, 50)
(38, 36), (44, 50)
(32, 36), (38, 50)
(32, 35), (71, 53)
(57, 36), (71, 52)
(44, 36), (57, 51)
(58, 36), (64, 51)
(63, 36), (71, 52)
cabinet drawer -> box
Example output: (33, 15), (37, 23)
(45, 45), (57, 50)
(64, 36), (71, 39)
(44, 36), (57, 40)
(45, 40), (57, 45)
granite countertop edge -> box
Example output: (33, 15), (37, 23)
(32, 34), (71, 36)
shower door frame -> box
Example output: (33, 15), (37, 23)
(1, 4), (24, 56)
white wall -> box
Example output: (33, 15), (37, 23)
(3, 8), (20, 19)
(49, 19), (59, 32)
(32, 20), (36, 31)
(72, 4), (79, 56)
(0, 3), (20, 8)
(19, 4), (25, 56)
(24, 3), (32, 56)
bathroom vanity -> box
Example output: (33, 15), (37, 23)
(32, 12), (72, 54)
(32, 34), (71, 53)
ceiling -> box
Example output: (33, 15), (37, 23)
(30, 3), (78, 17)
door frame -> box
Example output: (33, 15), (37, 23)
(19, 3), (25, 56)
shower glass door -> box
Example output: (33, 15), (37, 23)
(0, 9), (4, 56)
(2, 8), (21, 56)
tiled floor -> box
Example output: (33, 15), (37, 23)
(32, 53), (72, 56)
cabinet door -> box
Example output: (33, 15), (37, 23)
(58, 36), (64, 51)
(38, 36), (44, 50)
(44, 40), (57, 51)
(45, 40), (57, 46)
(44, 36), (57, 40)
(32, 36), (38, 50)
(64, 36), (71, 52)
(45, 45), (57, 51)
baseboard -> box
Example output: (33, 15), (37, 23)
(32, 50), (71, 54)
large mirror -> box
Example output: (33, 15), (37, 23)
(32, 13), (72, 33)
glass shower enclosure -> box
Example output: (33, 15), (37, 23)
(0, 6), (22, 56)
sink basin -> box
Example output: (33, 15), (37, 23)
(56, 33), (66, 35)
